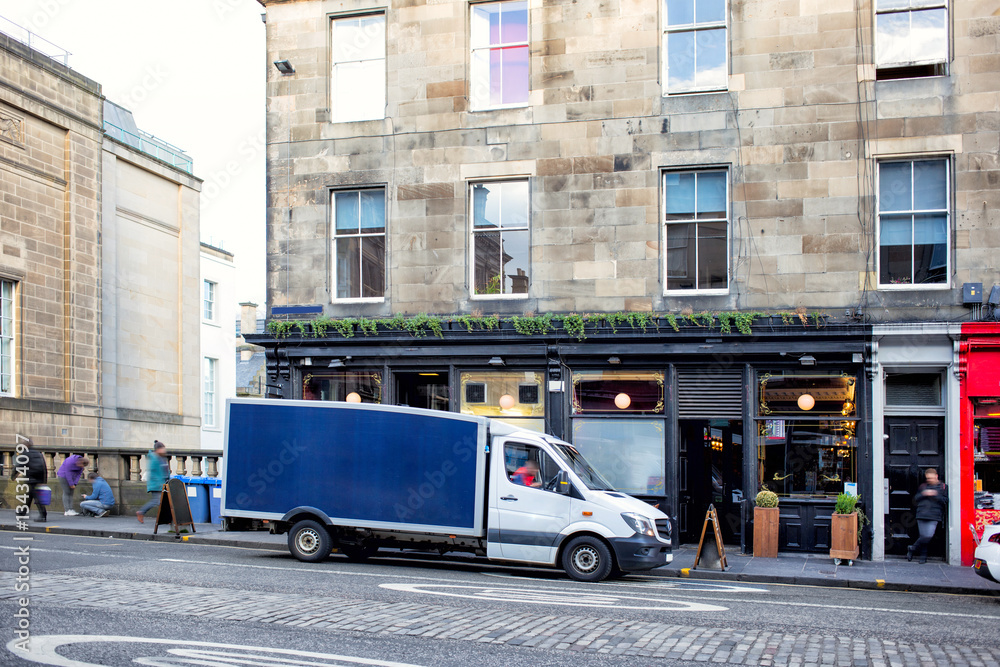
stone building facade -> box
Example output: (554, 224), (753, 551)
(0, 31), (103, 449)
(1, 30), (206, 514)
(100, 101), (204, 452)
(254, 0), (1000, 562)
(200, 242), (237, 450)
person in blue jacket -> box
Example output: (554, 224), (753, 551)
(137, 440), (169, 523)
(80, 472), (115, 517)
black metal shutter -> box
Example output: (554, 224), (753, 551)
(677, 370), (743, 418)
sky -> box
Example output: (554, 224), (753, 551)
(0, 0), (267, 306)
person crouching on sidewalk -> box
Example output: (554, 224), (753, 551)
(56, 454), (90, 516)
(80, 472), (115, 517)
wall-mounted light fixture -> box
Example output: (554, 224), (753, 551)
(328, 358), (345, 368)
(499, 394), (516, 410)
(797, 393), (815, 411)
(799, 355), (816, 366)
(273, 59), (295, 75)
(614, 393), (631, 409)
(488, 356), (504, 366)
(346, 392), (362, 403)
(607, 356), (621, 365)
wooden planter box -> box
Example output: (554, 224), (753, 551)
(753, 506), (779, 558)
(830, 512), (860, 564)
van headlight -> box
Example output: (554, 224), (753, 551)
(621, 512), (656, 537)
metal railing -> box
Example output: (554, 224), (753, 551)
(103, 121), (194, 174)
(0, 16), (71, 65)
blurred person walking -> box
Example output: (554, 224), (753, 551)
(907, 468), (947, 564)
(17, 437), (48, 522)
(137, 440), (169, 524)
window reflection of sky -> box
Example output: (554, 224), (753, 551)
(473, 181), (529, 295)
(666, 29), (727, 93)
(573, 419), (665, 496)
(471, 1), (529, 108)
(331, 15), (386, 122)
(876, 8), (946, 66)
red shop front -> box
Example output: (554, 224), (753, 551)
(959, 323), (1000, 566)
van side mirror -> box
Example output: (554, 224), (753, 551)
(554, 470), (571, 495)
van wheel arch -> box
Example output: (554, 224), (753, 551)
(558, 533), (616, 582)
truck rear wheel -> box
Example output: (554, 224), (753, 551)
(562, 535), (613, 582)
(288, 519), (332, 562)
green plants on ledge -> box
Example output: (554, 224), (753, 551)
(455, 314), (500, 332)
(262, 309), (832, 341)
(511, 313), (554, 336)
(560, 314), (587, 341)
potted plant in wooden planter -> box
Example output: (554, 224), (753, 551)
(830, 493), (867, 565)
(753, 488), (780, 558)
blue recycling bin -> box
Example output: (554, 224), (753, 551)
(205, 478), (222, 523)
(173, 475), (209, 523)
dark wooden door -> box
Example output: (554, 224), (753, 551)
(778, 500), (833, 552)
(884, 417), (945, 557)
(678, 437), (691, 542)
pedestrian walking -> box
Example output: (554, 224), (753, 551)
(137, 440), (170, 524)
(80, 471), (115, 517)
(907, 468), (947, 564)
(17, 437), (48, 522)
(56, 453), (90, 516)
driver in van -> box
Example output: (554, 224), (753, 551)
(512, 460), (542, 488)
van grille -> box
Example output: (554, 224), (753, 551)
(655, 518), (671, 542)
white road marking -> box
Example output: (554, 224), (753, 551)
(481, 570), (771, 592)
(0, 545), (137, 559)
(154, 557), (1000, 620)
(379, 583), (729, 611)
(153, 557), (755, 595)
(6, 635), (426, 667)
(8, 546), (997, 622)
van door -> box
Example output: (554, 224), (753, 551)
(494, 440), (572, 563)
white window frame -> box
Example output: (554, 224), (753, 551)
(662, 0), (729, 95)
(330, 12), (386, 123)
(876, 156), (951, 290)
(874, 0), (948, 71)
(469, 0), (530, 111)
(203, 280), (216, 322)
(203, 357), (217, 429)
(331, 187), (387, 303)
(469, 179), (531, 299)
(1, 279), (15, 397)
(661, 168), (730, 295)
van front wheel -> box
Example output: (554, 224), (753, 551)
(288, 519), (332, 562)
(562, 536), (613, 582)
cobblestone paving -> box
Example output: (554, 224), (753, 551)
(6, 574), (997, 667)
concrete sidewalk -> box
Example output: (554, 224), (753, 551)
(4, 509), (998, 597)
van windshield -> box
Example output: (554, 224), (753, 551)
(550, 441), (616, 491)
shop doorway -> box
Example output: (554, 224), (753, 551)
(395, 371), (449, 411)
(678, 419), (744, 545)
(884, 417), (945, 557)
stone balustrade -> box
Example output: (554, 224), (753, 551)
(1, 444), (222, 515)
